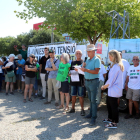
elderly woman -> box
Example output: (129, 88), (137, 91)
(56, 53), (71, 111)
(24, 54), (37, 103)
(2, 54), (17, 95)
(101, 50), (124, 128)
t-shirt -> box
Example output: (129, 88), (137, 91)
(122, 59), (130, 89)
(25, 61), (36, 78)
(3, 61), (17, 74)
(19, 49), (27, 61)
(99, 64), (107, 82)
(70, 60), (84, 87)
(127, 65), (140, 89)
(39, 56), (50, 74)
(16, 59), (25, 75)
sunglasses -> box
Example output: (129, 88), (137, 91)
(31, 56), (35, 58)
(133, 59), (139, 61)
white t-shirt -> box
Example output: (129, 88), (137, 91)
(127, 65), (140, 89)
(0, 59), (3, 73)
(99, 64), (107, 81)
(122, 59), (130, 89)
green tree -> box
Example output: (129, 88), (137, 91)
(15, 0), (140, 44)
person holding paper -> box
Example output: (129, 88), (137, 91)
(68, 50), (85, 116)
(80, 44), (101, 126)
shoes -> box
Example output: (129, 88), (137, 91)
(103, 119), (112, 123)
(55, 103), (59, 106)
(28, 98), (33, 102)
(90, 119), (96, 126)
(40, 96), (46, 100)
(124, 114), (133, 119)
(10, 92), (14, 95)
(34, 95), (38, 98)
(6, 93), (8, 96)
(23, 99), (27, 103)
(44, 101), (51, 104)
(135, 113), (140, 119)
(68, 108), (75, 113)
(85, 114), (92, 119)
(105, 122), (117, 128)
(80, 110), (85, 116)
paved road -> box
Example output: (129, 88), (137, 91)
(0, 92), (140, 140)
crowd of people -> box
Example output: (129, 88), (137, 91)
(0, 44), (140, 129)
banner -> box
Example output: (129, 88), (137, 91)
(28, 43), (76, 61)
(96, 44), (102, 54)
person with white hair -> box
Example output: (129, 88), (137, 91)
(16, 54), (25, 93)
(2, 54), (17, 95)
(56, 53), (71, 112)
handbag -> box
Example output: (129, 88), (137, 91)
(55, 80), (61, 89)
(7, 70), (15, 78)
(45, 59), (58, 81)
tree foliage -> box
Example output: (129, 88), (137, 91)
(0, 30), (64, 56)
(15, 0), (140, 44)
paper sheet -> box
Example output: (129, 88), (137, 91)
(70, 70), (79, 82)
(74, 66), (85, 75)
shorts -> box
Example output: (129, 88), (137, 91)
(59, 81), (69, 93)
(5, 74), (16, 83)
(16, 74), (22, 81)
(71, 86), (84, 97)
(126, 88), (140, 101)
(21, 74), (25, 82)
(25, 76), (35, 85)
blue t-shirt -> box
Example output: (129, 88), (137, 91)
(85, 56), (101, 79)
(16, 59), (25, 75)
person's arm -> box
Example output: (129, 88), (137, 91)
(0, 60), (3, 65)
(14, 46), (19, 52)
(80, 67), (100, 74)
(2, 66), (10, 69)
(103, 73), (106, 79)
(125, 76), (129, 91)
(39, 64), (42, 73)
(25, 65), (37, 72)
(50, 58), (58, 71)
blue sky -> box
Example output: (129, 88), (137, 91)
(0, 0), (45, 38)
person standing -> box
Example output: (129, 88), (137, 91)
(96, 55), (106, 107)
(39, 47), (50, 100)
(16, 54), (25, 92)
(101, 50), (124, 128)
(14, 45), (27, 61)
(80, 44), (101, 126)
(0, 57), (4, 92)
(44, 49), (60, 106)
(68, 50), (85, 116)
(24, 54), (37, 103)
(124, 56), (140, 119)
(2, 54), (17, 95)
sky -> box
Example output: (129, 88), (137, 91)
(0, 0), (45, 38)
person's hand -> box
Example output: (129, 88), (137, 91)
(50, 58), (53, 63)
(101, 86), (105, 90)
(68, 74), (71, 77)
(80, 67), (86, 72)
(6, 66), (10, 68)
(74, 68), (78, 72)
(16, 67), (18, 70)
(125, 83), (128, 91)
(82, 62), (86, 67)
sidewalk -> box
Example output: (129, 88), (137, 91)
(0, 91), (139, 140)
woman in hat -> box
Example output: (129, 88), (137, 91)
(2, 54), (17, 95)
(23, 54), (37, 103)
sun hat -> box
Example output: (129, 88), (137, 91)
(86, 44), (97, 51)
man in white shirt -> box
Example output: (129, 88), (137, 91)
(96, 55), (106, 107)
(125, 56), (140, 119)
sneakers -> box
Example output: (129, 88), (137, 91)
(135, 113), (140, 119)
(80, 110), (85, 116)
(85, 114), (92, 119)
(10, 92), (14, 95)
(55, 103), (59, 107)
(105, 122), (117, 129)
(124, 114), (133, 119)
(6, 93), (8, 96)
(44, 101), (51, 104)
(40, 96), (46, 100)
(90, 119), (96, 126)
(68, 108), (75, 113)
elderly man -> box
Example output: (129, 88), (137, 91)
(81, 44), (101, 126)
(125, 56), (140, 119)
(16, 54), (25, 93)
(44, 49), (60, 106)
(68, 50), (85, 116)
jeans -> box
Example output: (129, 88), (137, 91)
(71, 86), (84, 97)
(85, 79), (99, 120)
